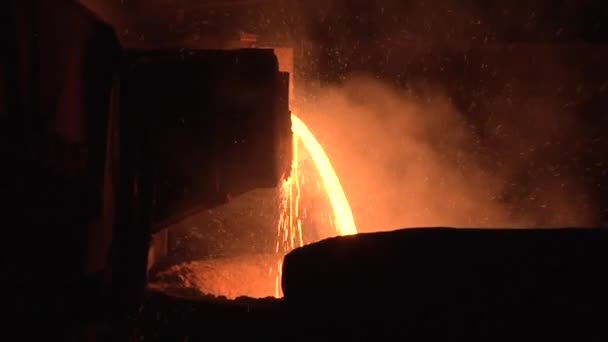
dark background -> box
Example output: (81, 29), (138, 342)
(81, 0), (608, 45)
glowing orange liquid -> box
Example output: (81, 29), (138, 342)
(274, 114), (357, 297)
(291, 114), (357, 236)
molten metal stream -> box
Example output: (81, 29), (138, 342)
(290, 114), (357, 236)
(275, 114), (357, 297)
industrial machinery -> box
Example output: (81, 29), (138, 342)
(4, 1), (608, 341)
(2, 0), (291, 338)
(115, 50), (292, 319)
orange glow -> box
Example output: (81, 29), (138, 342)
(274, 113), (357, 297)
(150, 113), (358, 299)
(290, 114), (357, 236)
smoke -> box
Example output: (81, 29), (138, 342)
(75, 0), (603, 233)
(295, 72), (595, 232)
(282, 0), (603, 232)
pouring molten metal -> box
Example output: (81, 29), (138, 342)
(275, 113), (358, 296)
(152, 114), (357, 299)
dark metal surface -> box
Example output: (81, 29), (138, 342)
(282, 227), (608, 339)
(120, 48), (291, 230)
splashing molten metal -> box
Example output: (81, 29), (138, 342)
(274, 113), (357, 297)
(291, 114), (357, 236)
(151, 114), (357, 299)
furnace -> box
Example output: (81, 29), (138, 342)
(4, 1), (608, 341)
